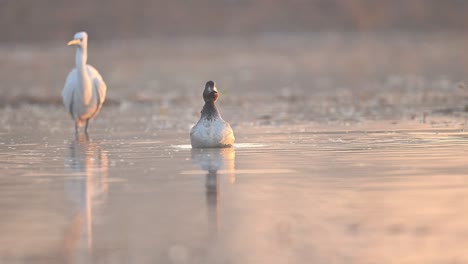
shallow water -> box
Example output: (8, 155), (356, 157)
(2, 33), (468, 263)
(1, 112), (468, 264)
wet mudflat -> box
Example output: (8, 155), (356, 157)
(2, 33), (468, 263)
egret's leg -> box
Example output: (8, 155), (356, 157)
(75, 122), (79, 135)
(84, 120), (89, 134)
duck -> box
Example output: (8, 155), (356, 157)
(62, 32), (107, 135)
(190, 80), (235, 148)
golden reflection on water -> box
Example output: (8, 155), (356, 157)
(191, 148), (236, 231)
(63, 135), (108, 260)
(4, 124), (468, 263)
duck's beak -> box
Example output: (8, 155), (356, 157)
(67, 39), (80, 46)
(207, 85), (218, 95)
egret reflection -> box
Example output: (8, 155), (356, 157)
(191, 148), (236, 230)
(62, 135), (108, 258)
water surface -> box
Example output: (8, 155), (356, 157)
(2, 33), (468, 263)
(1, 116), (468, 264)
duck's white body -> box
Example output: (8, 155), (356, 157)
(190, 114), (234, 148)
(190, 81), (235, 148)
(62, 32), (107, 133)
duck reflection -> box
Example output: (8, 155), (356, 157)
(191, 148), (236, 230)
(62, 134), (108, 259)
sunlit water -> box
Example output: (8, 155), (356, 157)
(2, 33), (468, 263)
(1, 109), (468, 264)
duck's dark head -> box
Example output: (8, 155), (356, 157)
(203, 80), (219, 103)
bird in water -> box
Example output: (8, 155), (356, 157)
(62, 32), (107, 135)
(190, 80), (235, 148)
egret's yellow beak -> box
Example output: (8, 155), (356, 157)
(67, 39), (80, 46)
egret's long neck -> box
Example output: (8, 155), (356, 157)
(75, 46), (92, 105)
(75, 46), (87, 72)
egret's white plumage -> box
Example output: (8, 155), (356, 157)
(190, 81), (235, 148)
(62, 32), (107, 134)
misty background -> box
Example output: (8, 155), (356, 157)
(1, 1), (468, 124)
(1, 0), (468, 42)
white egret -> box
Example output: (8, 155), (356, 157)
(62, 31), (107, 135)
(190, 81), (235, 148)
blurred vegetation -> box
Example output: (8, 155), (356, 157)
(1, 0), (468, 42)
